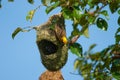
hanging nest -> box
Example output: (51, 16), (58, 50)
(35, 13), (68, 71)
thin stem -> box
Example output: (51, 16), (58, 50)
(21, 26), (37, 32)
(35, 4), (44, 11)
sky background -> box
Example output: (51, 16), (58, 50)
(0, 0), (119, 80)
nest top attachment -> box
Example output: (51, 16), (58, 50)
(36, 13), (68, 71)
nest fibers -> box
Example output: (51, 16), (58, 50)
(35, 13), (68, 71)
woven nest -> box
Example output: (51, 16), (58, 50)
(36, 14), (68, 71)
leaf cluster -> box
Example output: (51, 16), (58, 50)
(74, 28), (120, 80)
(0, 0), (35, 8)
(26, 10), (36, 22)
(41, 0), (120, 40)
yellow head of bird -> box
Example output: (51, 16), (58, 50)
(61, 36), (68, 44)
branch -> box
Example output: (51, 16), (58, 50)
(69, 22), (89, 44)
(94, 4), (107, 13)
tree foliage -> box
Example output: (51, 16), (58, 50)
(4, 0), (120, 79)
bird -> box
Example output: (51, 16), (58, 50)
(54, 23), (68, 45)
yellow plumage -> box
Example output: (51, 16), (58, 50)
(61, 36), (68, 44)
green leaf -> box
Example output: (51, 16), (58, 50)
(8, 0), (14, 2)
(88, 44), (97, 52)
(118, 16), (120, 26)
(100, 10), (109, 19)
(62, 8), (72, 19)
(70, 43), (82, 57)
(74, 59), (84, 71)
(26, 10), (35, 22)
(0, 4), (2, 8)
(113, 59), (120, 67)
(109, 1), (119, 13)
(115, 27), (120, 43)
(115, 35), (120, 44)
(111, 59), (120, 79)
(103, 57), (111, 70)
(100, 10), (108, 17)
(83, 28), (89, 38)
(89, 52), (101, 61)
(28, 0), (34, 4)
(0, 0), (1, 8)
(112, 72), (120, 80)
(73, 8), (82, 19)
(71, 28), (80, 36)
(96, 18), (108, 31)
(118, 10), (120, 15)
(115, 27), (120, 35)
(41, 0), (51, 6)
(88, 16), (96, 24)
(12, 27), (22, 39)
(79, 15), (88, 26)
(46, 1), (60, 14)
(81, 64), (92, 74)
(26, 15), (30, 21)
(74, 60), (80, 70)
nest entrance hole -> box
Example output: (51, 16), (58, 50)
(37, 39), (58, 55)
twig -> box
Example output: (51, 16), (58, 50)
(94, 4), (108, 13)
(35, 4), (44, 11)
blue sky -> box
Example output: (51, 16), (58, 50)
(0, 0), (119, 80)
